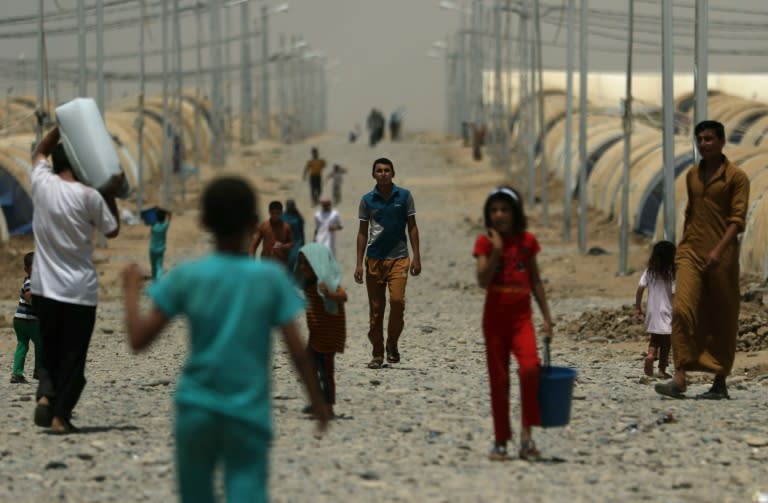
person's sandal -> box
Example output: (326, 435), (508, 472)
(367, 358), (383, 369)
(386, 347), (400, 364)
(34, 402), (53, 427)
(654, 380), (686, 399)
(643, 355), (655, 377)
(489, 444), (509, 461)
(519, 439), (541, 461)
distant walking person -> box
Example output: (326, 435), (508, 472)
(303, 147), (327, 205)
(635, 241), (676, 378)
(249, 200), (294, 267)
(367, 109), (385, 147)
(149, 208), (172, 281)
(282, 199), (306, 273)
(314, 197), (342, 257)
(655, 120), (749, 400)
(354, 158), (421, 369)
(326, 164), (348, 205)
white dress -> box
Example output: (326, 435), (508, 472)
(314, 208), (342, 257)
(638, 269), (675, 335)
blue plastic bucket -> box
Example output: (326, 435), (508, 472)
(538, 365), (577, 427)
(140, 207), (158, 225)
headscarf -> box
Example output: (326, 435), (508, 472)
(297, 243), (342, 314)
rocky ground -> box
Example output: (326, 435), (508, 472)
(1, 134), (767, 502)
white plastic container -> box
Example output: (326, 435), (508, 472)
(55, 97), (131, 198)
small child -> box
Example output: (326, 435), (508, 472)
(123, 176), (329, 503)
(326, 164), (347, 205)
(635, 240), (676, 378)
(314, 197), (343, 258)
(149, 208), (172, 280)
(296, 243), (347, 418)
(11, 252), (41, 384)
(473, 186), (553, 462)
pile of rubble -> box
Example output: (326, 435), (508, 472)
(564, 286), (768, 352)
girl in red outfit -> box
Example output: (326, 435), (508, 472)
(473, 186), (554, 461)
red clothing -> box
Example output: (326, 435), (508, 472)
(473, 231), (542, 442)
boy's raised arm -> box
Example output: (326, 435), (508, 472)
(122, 264), (169, 351)
(33, 127), (60, 164)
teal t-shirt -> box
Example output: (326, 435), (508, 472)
(149, 220), (171, 253)
(148, 253), (304, 436)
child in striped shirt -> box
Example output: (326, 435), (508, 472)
(297, 243), (347, 418)
(11, 252), (42, 384)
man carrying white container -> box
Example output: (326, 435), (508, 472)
(31, 126), (122, 434)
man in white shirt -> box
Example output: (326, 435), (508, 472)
(31, 126), (122, 434)
(314, 197), (342, 257)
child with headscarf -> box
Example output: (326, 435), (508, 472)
(297, 243), (347, 418)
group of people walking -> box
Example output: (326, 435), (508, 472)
(10, 118), (749, 501)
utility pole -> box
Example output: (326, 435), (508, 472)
(619, 0), (634, 275)
(136, 2), (146, 214)
(209, 0), (225, 165)
(161, 0), (170, 206)
(174, 0), (185, 201)
(96, 0), (105, 113)
(662, 0), (675, 242)
(240, 0), (254, 144)
(78, 0), (86, 96)
(577, 0), (588, 254)
(36, 0), (44, 145)
(694, 0), (708, 163)
(563, 0), (574, 242)
(260, 5), (271, 139)
(194, 0), (203, 181)
(533, 0), (548, 226)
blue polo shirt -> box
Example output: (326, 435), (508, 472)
(358, 183), (415, 259)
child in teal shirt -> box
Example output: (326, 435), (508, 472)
(149, 208), (172, 280)
(123, 176), (329, 503)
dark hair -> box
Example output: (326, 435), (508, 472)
(483, 186), (526, 234)
(647, 240), (676, 283)
(311, 147), (319, 157)
(372, 157), (395, 176)
(24, 252), (34, 269)
(156, 209), (167, 222)
(268, 200), (283, 212)
(51, 143), (72, 174)
(202, 176), (258, 238)
(694, 120), (725, 140)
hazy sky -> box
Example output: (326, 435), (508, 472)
(2, 1), (768, 132)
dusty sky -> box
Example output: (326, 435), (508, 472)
(1, 1), (768, 132)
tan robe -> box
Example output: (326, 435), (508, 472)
(672, 157), (749, 374)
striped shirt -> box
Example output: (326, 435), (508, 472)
(304, 283), (346, 353)
(15, 277), (37, 321)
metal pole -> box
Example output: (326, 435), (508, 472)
(662, 0), (675, 242)
(96, 0), (104, 112)
(493, 0), (508, 174)
(240, 0), (253, 144)
(458, 7), (467, 138)
(174, 0), (185, 201)
(261, 6), (271, 139)
(136, 3), (146, 214)
(619, 0), (634, 275)
(278, 34), (286, 141)
(194, 2), (203, 183)
(224, 6), (232, 146)
(563, 0), (574, 242)
(36, 0), (44, 144)
(533, 0), (548, 226)
(526, 3), (536, 208)
(577, 0), (588, 253)
(517, 11), (527, 179)
(694, 0), (708, 160)
(161, 0), (170, 206)
(78, 0), (86, 96)
(210, 0), (225, 165)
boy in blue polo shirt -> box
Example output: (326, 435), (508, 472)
(123, 176), (329, 503)
(354, 157), (421, 369)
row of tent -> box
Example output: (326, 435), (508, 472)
(0, 94), (216, 242)
(513, 90), (768, 280)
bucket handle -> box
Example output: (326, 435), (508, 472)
(543, 336), (553, 369)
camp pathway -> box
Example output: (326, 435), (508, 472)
(0, 134), (766, 502)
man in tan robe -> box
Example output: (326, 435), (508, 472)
(655, 120), (750, 400)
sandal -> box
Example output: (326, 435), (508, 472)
(367, 358), (383, 369)
(643, 356), (655, 377)
(519, 439), (541, 461)
(696, 389), (730, 400)
(654, 380), (686, 399)
(34, 402), (53, 428)
(386, 347), (400, 364)
(489, 444), (509, 461)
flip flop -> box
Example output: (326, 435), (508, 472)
(34, 403), (53, 427)
(696, 390), (730, 400)
(654, 380), (686, 399)
(367, 358), (383, 369)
